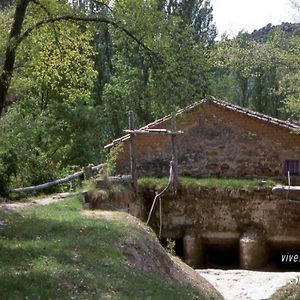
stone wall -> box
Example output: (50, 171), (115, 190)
(140, 185), (300, 269)
(84, 184), (300, 270)
(141, 186), (300, 239)
(114, 102), (300, 183)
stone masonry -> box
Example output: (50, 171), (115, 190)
(106, 97), (300, 184)
(84, 184), (300, 270)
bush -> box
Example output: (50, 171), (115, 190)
(0, 149), (18, 196)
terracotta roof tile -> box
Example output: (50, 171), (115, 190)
(104, 96), (300, 148)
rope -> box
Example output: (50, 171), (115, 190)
(146, 160), (175, 237)
(159, 196), (162, 238)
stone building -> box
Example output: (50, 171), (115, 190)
(105, 96), (300, 184)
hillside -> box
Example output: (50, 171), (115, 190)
(246, 22), (300, 41)
(0, 196), (222, 299)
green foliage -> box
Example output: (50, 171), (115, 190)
(105, 144), (123, 176)
(100, 0), (214, 136)
(0, 149), (18, 196)
(0, 1), (105, 189)
(281, 36), (300, 120)
(210, 29), (300, 119)
(165, 238), (176, 256)
(0, 0), (216, 189)
(159, 0), (217, 45)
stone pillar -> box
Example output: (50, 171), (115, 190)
(183, 230), (203, 268)
(240, 230), (269, 270)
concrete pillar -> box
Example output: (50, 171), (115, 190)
(240, 231), (269, 270)
(183, 230), (203, 268)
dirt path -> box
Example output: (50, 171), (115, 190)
(197, 269), (300, 300)
(0, 192), (77, 211)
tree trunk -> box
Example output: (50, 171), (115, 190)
(104, 25), (114, 76)
(0, 0), (30, 116)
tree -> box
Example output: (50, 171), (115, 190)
(284, 2), (300, 120)
(0, 4), (100, 187)
(99, 0), (212, 137)
(0, 0), (216, 190)
(210, 29), (297, 118)
(210, 33), (254, 107)
(0, 0), (154, 117)
(281, 35), (300, 120)
(0, 0), (30, 116)
(157, 0), (216, 45)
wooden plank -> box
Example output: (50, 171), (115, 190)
(129, 111), (138, 193)
(171, 112), (179, 189)
(123, 129), (183, 135)
(141, 128), (168, 132)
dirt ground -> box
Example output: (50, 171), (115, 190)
(197, 269), (300, 300)
(0, 192), (77, 211)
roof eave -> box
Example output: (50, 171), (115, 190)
(104, 96), (300, 149)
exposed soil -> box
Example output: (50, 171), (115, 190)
(197, 269), (300, 300)
(0, 192), (77, 211)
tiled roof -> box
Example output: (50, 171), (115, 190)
(104, 96), (300, 148)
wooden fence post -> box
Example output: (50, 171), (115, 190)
(129, 111), (138, 192)
(171, 112), (179, 189)
(83, 165), (93, 180)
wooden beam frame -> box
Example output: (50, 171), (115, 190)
(171, 112), (179, 189)
(125, 111), (181, 192)
(124, 129), (183, 135)
(129, 111), (138, 193)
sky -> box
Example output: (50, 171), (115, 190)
(210, 0), (298, 38)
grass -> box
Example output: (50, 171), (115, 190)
(0, 197), (213, 300)
(271, 282), (300, 300)
(138, 176), (276, 189)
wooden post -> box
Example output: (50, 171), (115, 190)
(129, 111), (138, 193)
(83, 165), (93, 180)
(171, 112), (178, 189)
